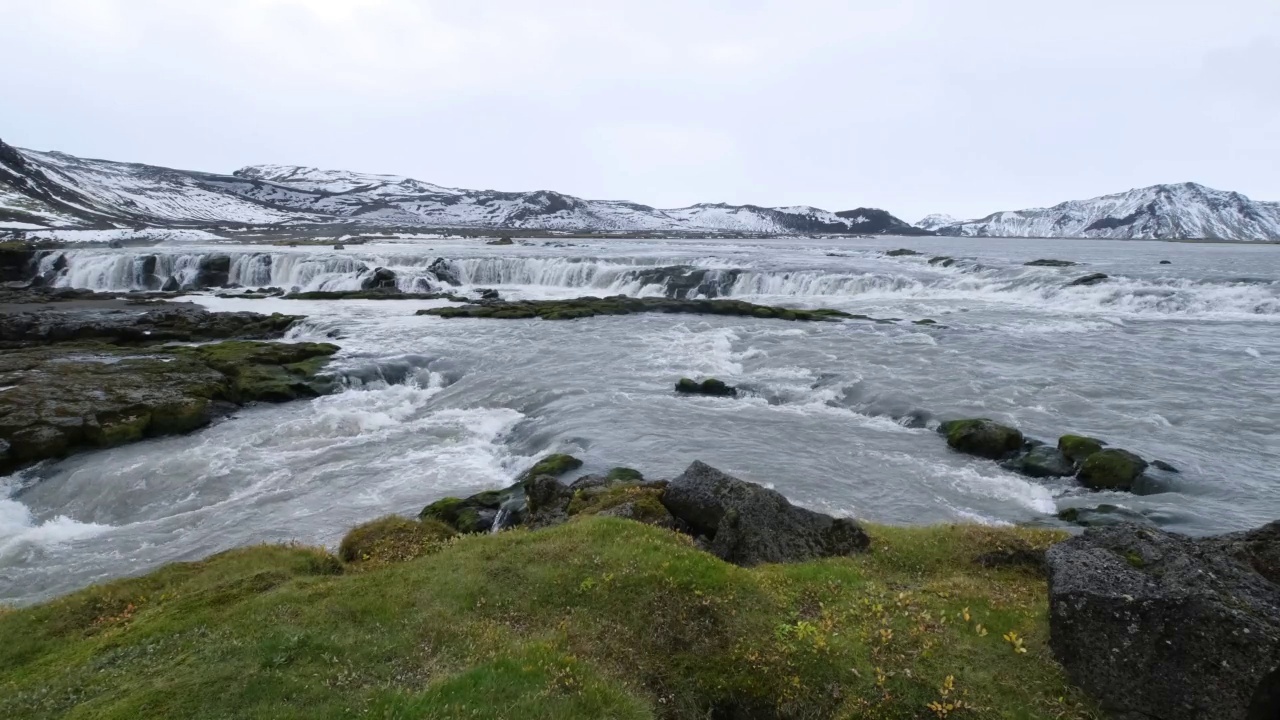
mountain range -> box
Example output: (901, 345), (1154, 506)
(0, 139), (926, 236)
(3, 138), (1278, 240)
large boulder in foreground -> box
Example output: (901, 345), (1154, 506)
(1047, 522), (1280, 720)
(661, 461), (869, 566)
(939, 418), (1024, 460)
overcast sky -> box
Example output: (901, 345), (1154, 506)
(4, 1), (1278, 221)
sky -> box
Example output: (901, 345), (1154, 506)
(3, 0), (1278, 222)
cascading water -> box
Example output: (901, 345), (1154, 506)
(35, 245), (1280, 317)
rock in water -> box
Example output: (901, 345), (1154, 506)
(1068, 272), (1109, 287)
(939, 419), (1024, 460)
(1078, 449), (1149, 491)
(675, 377), (738, 397)
(1047, 522), (1280, 720)
(661, 461), (869, 566)
(1058, 434), (1104, 465)
(361, 267), (397, 290)
(1002, 445), (1076, 478)
(1024, 259), (1078, 267)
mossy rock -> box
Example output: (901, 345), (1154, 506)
(1078, 449), (1149, 491)
(338, 515), (456, 565)
(524, 453), (583, 480)
(939, 418), (1024, 460)
(605, 467), (643, 482)
(1058, 434), (1104, 465)
(885, 248), (921, 257)
(566, 483), (674, 528)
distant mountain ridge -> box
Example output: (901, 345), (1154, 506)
(0, 139), (928, 235)
(920, 183), (1280, 241)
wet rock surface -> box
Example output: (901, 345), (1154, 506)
(1048, 521), (1280, 720)
(675, 377), (738, 397)
(0, 302), (301, 348)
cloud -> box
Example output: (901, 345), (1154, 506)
(3, 0), (1278, 219)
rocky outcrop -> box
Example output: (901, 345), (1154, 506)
(418, 459), (868, 567)
(195, 254), (232, 288)
(0, 304), (301, 348)
(1047, 522), (1280, 720)
(939, 419), (1024, 460)
(675, 378), (737, 397)
(0, 340), (338, 474)
(660, 461), (870, 566)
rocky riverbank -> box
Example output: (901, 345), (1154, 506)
(5, 448), (1276, 719)
(418, 295), (897, 323)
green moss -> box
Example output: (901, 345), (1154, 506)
(420, 497), (466, 525)
(525, 454), (584, 480)
(339, 516), (457, 565)
(605, 467), (643, 483)
(0, 520), (1095, 720)
(567, 484), (670, 526)
(90, 412), (152, 447)
(1058, 434), (1103, 465)
(1125, 551), (1145, 569)
(940, 418), (1024, 460)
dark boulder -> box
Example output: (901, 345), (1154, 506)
(1068, 272), (1109, 287)
(1001, 445), (1076, 478)
(1152, 459), (1180, 473)
(361, 267), (397, 290)
(476, 288), (501, 301)
(1078, 449), (1149, 491)
(160, 276), (181, 292)
(939, 419), (1024, 460)
(675, 377), (738, 397)
(1159, 260), (1172, 265)
(196, 255), (232, 288)
(1047, 521), (1280, 720)
(885, 248), (921, 257)
(928, 256), (956, 267)
(1058, 434), (1104, 465)
(660, 461), (870, 566)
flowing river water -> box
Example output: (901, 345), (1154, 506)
(3, 235), (1278, 604)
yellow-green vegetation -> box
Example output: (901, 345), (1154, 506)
(338, 516), (457, 566)
(0, 520), (1097, 719)
(567, 483), (670, 525)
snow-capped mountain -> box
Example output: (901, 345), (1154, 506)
(914, 213), (960, 232)
(923, 183), (1280, 241)
(0, 139), (928, 235)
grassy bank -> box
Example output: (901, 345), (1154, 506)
(0, 519), (1096, 719)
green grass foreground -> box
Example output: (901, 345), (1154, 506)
(0, 519), (1098, 719)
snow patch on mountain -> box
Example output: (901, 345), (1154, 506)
(930, 183), (1280, 241)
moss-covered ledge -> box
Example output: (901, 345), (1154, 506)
(0, 340), (339, 474)
(416, 296), (888, 322)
